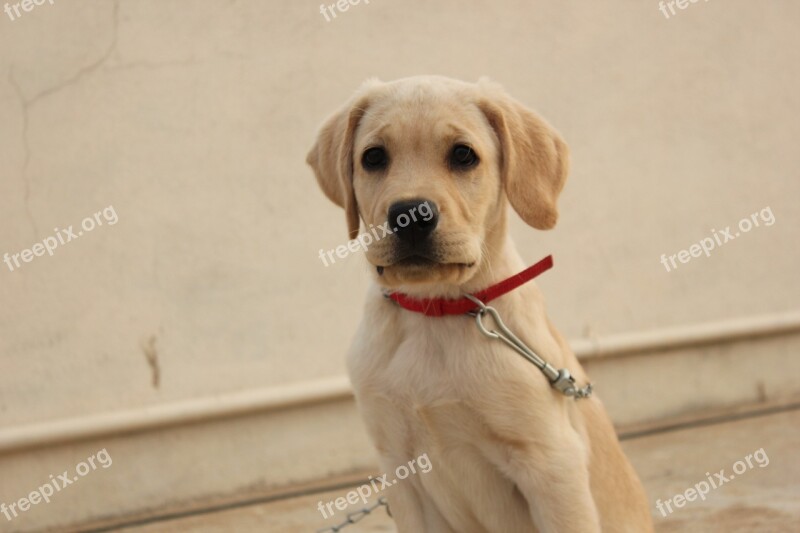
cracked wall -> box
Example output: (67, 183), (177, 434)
(0, 0), (798, 463)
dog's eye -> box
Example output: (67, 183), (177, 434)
(450, 144), (479, 169)
(362, 147), (388, 171)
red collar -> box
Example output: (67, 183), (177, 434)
(386, 255), (554, 317)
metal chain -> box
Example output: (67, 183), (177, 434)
(315, 496), (391, 532)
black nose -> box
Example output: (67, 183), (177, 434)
(387, 199), (439, 245)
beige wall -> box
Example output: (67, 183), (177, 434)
(1, 0), (799, 529)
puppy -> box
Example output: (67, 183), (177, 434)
(307, 76), (654, 533)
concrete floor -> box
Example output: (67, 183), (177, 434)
(111, 407), (800, 533)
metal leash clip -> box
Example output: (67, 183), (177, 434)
(464, 294), (593, 399)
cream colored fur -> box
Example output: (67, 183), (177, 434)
(308, 75), (654, 533)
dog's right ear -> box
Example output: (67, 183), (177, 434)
(306, 91), (373, 240)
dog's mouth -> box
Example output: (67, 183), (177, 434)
(395, 254), (438, 267)
(376, 253), (475, 276)
(369, 236), (482, 284)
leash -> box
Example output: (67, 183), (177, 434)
(385, 255), (593, 399)
(464, 294), (593, 399)
(316, 497), (391, 532)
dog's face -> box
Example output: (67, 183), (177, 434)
(308, 76), (569, 289)
(349, 83), (503, 286)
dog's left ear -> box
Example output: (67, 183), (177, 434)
(306, 91), (374, 240)
(477, 81), (570, 230)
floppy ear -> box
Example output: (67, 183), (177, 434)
(477, 82), (570, 230)
(306, 95), (371, 240)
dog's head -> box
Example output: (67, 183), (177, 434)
(307, 76), (569, 289)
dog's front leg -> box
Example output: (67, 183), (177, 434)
(381, 470), (428, 533)
(355, 397), (449, 532)
(501, 431), (600, 533)
(481, 398), (601, 533)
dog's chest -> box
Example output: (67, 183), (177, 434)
(349, 307), (534, 433)
(366, 314), (486, 393)
(349, 314), (544, 532)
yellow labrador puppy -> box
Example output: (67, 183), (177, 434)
(308, 76), (653, 533)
